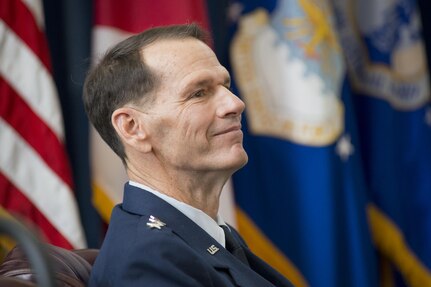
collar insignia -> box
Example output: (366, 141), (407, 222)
(207, 244), (219, 255)
(146, 215), (166, 230)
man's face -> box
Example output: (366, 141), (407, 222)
(140, 38), (248, 174)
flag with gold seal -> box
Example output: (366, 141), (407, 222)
(229, 0), (378, 286)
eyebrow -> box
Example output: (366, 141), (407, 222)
(193, 78), (213, 89)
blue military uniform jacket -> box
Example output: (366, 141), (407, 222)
(89, 183), (295, 287)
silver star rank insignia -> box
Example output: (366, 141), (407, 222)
(146, 215), (166, 230)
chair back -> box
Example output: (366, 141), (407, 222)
(0, 245), (99, 287)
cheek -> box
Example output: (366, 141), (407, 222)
(181, 112), (213, 145)
(152, 103), (215, 153)
(147, 114), (178, 150)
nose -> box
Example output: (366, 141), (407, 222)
(216, 87), (245, 118)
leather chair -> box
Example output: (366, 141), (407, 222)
(0, 244), (98, 287)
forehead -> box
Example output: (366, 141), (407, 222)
(141, 38), (228, 89)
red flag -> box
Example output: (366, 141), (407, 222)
(94, 0), (210, 33)
(0, 0), (86, 249)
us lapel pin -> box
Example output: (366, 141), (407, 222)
(146, 215), (166, 230)
(207, 245), (219, 255)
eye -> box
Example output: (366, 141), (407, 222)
(191, 89), (206, 98)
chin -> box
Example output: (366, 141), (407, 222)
(206, 144), (248, 172)
(226, 148), (249, 171)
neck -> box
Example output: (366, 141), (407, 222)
(127, 162), (230, 220)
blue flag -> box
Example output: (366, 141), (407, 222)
(333, 0), (431, 285)
(229, 0), (378, 286)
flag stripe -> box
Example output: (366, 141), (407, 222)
(0, 173), (73, 249)
(94, 0), (210, 34)
(0, 0), (51, 70)
(0, 20), (63, 139)
(0, 118), (85, 248)
(0, 77), (73, 188)
(21, 0), (45, 30)
(367, 204), (431, 286)
(92, 183), (116, 223)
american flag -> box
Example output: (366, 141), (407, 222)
(0, 0), (86, 249)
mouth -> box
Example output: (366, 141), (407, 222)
(213, 124), (242, 136)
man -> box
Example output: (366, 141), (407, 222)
(84, 24), (294, 287)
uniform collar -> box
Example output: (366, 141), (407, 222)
(128, 180), (226, 248)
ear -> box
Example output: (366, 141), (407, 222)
(111, 107), (152, 153)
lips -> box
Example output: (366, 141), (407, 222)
(214, 124), (242, 136)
